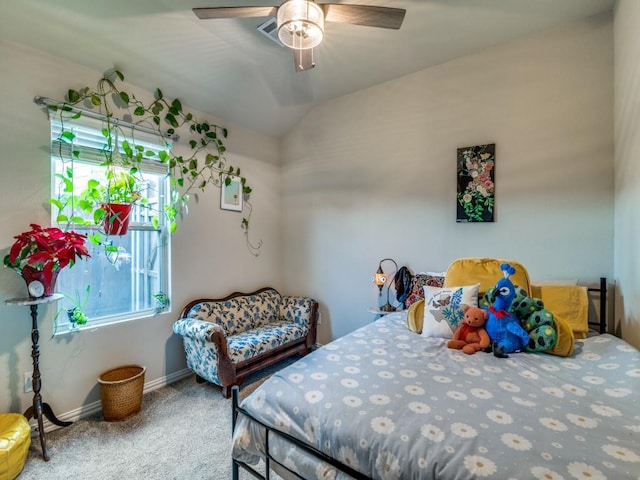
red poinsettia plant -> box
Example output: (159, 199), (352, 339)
(3, 224), (90, 284)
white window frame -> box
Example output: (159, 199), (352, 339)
(49, 113), (172, 334)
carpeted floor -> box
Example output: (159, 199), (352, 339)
(17, 359), (295, 480)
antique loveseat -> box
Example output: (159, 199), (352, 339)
(172, 287), (318, 398)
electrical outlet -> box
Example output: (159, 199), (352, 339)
(24, 372), (33, 393)
(317, 311), (322, 325)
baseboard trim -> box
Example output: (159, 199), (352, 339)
(38, 368), (193, 433)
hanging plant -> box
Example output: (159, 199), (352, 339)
(48, 68), (262, 256)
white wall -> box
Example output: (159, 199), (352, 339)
(613, 0), (640, 349)
(282, 15), (615, 343)
(0, 7), (629, 421)
(0, 41), (282, 415)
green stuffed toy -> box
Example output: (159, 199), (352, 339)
(482, 286), (557, 353)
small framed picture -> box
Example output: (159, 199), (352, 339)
(220, 175), (243, 212)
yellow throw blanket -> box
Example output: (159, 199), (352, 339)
(531, 285), (589, 339)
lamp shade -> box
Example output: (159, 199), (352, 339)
(373, 271), (389, 288)
(277, 0), (324, 50)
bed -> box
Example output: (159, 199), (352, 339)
(231, 262), (639, 480)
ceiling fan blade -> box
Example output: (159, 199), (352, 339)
(193, 6), (277, 20)
(294, 48), (316, 72)
(321, 4), (406, 30)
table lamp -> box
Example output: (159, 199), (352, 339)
(373, 258), (398, 312)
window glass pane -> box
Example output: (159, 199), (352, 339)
(52, 161), (163, 227)
(55, 226), (166, 326)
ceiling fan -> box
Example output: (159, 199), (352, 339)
(193, 1), (406, 72)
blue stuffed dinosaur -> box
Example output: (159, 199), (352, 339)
(484, 263), (531, 358)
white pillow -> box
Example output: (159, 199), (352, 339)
(421, 283), (480, 338)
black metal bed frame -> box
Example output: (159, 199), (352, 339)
(231, 277), (608, 480)
(231, 386), (369, 480)
(587, 277), (608, 334)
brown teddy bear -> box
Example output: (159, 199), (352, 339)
(447, 304), (490, 355)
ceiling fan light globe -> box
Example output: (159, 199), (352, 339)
(277, 0), (324, 49)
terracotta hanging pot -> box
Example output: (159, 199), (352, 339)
(21, 265), (60, 297)
(103, 203), (133, 236)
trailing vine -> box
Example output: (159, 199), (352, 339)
(49, 68), (262, 256)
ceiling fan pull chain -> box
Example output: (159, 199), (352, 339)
(295, 24), (300, 69)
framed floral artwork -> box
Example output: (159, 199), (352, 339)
(456, 143), (495, 223)
(220, 175), (243, 212)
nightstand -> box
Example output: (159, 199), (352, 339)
(368, 307), (399, 319)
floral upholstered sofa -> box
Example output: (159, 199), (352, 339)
(172, 287), (318, 398)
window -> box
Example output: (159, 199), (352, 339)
(50, 114), (171, 333)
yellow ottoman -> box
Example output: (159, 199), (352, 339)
(0, 414), (31, 480)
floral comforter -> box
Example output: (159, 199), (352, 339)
(232, 313), (640, 479)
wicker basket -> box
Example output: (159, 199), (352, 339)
(98, 365), (146, 422)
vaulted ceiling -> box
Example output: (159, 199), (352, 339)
(2, 0), (615, 138)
